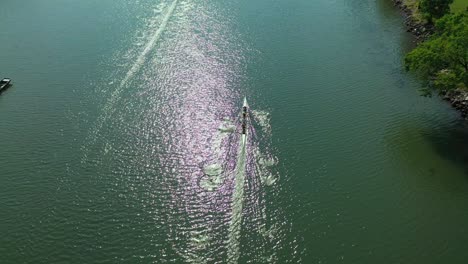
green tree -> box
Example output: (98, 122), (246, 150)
(405, 10), (468, 95)
(419, 0), (454, 22)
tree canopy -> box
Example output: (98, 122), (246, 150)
(405, 10), (468, 95)
(419, 0), (454, 22)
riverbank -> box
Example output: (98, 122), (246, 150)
(392, 0), (434, 41)
(393, 0), (468, 118)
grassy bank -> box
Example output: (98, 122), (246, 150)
(401, 0), (425, 21)
(402, 0), (467, 20)
(451, 0), (468, 12)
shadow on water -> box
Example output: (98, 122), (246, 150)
(423, 120), (468, 175)
(387, 113), (468, 186)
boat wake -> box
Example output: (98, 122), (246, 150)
(225, 101), (283, 263)
(226, 133), (248, 264)
(120, 0), (178, 87)
(82, 0), (179, 158)
(200, 117), (235, 191)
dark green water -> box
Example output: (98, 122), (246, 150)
(2, 0), (468, 263)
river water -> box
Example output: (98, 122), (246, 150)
(1, 0), (468, 263)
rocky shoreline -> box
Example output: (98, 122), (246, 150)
(392, 0), (468, 117)
(392, 0), (434, 41)
(441, 89), (468, 117)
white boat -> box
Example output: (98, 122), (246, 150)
(241, 97), (248, 135)
(0, 78), (11, 92)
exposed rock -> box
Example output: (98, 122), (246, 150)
(391, 0), (434, 42)
(441, 89), (468, 117)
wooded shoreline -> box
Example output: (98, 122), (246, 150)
(392, 0), (468, 117)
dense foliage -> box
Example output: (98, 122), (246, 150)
(405, 10), (468, 95)
(419, 0), (454, 21)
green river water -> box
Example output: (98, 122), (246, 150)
(1, 0), (468, 263)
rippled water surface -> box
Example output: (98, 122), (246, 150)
(2, 0), (468, 263)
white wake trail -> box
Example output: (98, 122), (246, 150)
(120, 0), (178, 87)
(227, 134), (247, 263)
(83, 0), (178, 154)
